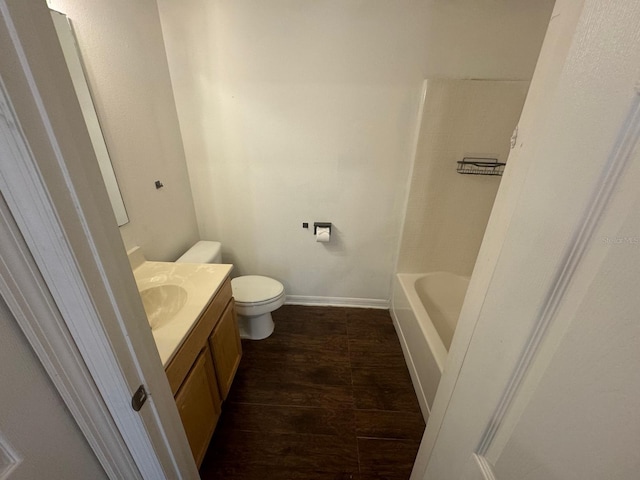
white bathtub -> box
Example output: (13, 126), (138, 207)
(391, 272), (470, 420)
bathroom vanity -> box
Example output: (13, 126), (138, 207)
(131, 251), (242, 466)
(166, 276), (241, 465)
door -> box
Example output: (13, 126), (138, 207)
(0, 295), (107, 479)
(414, 0), (640, 478)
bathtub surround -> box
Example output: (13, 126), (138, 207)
(157, 0), (554, 303)
(392, 79), (528, 420)
(47, 0), (199, 261)
(397, 80), (530, 276)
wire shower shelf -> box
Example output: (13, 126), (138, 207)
(456, 157), (506, 176)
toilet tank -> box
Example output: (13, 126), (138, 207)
(176, 241), (222, 264)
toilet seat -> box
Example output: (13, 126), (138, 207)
(231, 275), (285, 306)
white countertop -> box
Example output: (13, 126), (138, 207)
(133, 261), (233, 366)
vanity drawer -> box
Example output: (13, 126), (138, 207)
(165, 277), (232, 395)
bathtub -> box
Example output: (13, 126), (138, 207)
(391, 272), (470, 420)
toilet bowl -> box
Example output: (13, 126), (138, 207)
(231, 276), (285, 340)
(176, 241), (285, 340)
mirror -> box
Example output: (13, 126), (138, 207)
(50, 10), (129, 226)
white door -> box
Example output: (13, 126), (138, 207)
(414, 0), (640, 478)
(0, 295), (107, 479)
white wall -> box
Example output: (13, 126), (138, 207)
(157, 0), (553, 302)
(398, 80), (529, 276)
(48, 0), (200, 261)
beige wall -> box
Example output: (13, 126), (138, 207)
(157, 0), (553, 302)
(47, 0), (199, 261)
(422, 0), (555, 80)
(398, 80), (530, 276)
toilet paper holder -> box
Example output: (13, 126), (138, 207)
(313, 222), (332, 235)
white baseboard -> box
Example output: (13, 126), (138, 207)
(285, 295), (389, 309)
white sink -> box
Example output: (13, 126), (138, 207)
(131, 258), (233, 366)
(140, 284), (188, 330)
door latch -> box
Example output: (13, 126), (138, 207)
(131, 385), (148, 412)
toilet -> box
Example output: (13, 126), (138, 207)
(176, 241), (285, 340)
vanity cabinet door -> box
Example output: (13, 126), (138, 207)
(209, 300), (242, 400)
(174, 346), (221, 466)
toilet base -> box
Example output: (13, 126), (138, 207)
(238, 312), (275, 340)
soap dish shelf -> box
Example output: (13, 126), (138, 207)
(456, 157), (506, 176)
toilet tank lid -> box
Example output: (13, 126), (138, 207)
(176, 241), (221, 263)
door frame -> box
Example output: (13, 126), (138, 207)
(0, 1), (198, 478)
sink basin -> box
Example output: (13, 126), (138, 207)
(131, 258), (233, 365)
(140, 285), (188, 330)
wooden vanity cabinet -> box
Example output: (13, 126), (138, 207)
(165, 279), (232, 395)
(209, 300), (242, 400)
(164, 276), (242, 467)
(174, 345), (221, 466)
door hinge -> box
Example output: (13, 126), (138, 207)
(131, 385), (148, 412)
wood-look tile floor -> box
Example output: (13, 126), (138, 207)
(200, 306), (425, 480)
